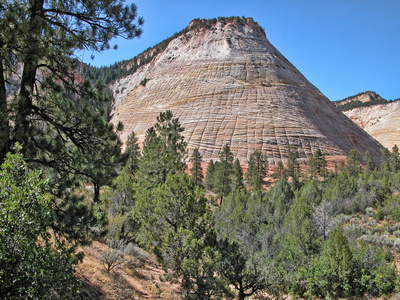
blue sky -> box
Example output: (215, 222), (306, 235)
(79, 0), (400, 101)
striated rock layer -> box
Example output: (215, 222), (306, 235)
(110, 18), (383, 165)
(343, 101), (400, 150)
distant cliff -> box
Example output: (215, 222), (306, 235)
(333, 91), (390, 111)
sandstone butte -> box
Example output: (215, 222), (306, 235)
(109, 17), (383, 166)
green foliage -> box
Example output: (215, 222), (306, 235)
(215, 190), (283, 299)
(246, 150), (268, 190)
(135, 111), (187, 194)
(102, 131), (140, 241)
(323, 166), (359, 214)
(218, 238), (264, 300)
(303, 226), (354, 298)
(308, 148), (328, 178)
(172, 228), (230, 299)
(346, 149), (362, 176)
(390, 145), (400, 172)
(377, 194), (400, 221)
(1, 0), (143, 185)
(0, 146), (81, 298)
(286, 145), (301, 180)
(103, 168), (137, 242)
(213, 144), (234, 198)
(380, 147), (392, 172)
(124, 131), (141, 176)
(136, 172), (210, 249)
(266, 179), (294, 227)
(272, 161), (285, 179)
(284, 181), (322, 256)
(302, 228), (397, 298)
(364, 150), (376, 172)
(135, 172), (225, 298)
(0, 0), (144, 266)
(232, 158), (244, 192)
(205, 159), (216, 190)
(190, 148), (204, 186)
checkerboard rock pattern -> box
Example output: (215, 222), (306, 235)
(110, 18), (383, 165)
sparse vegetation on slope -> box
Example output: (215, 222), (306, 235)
(333, 91), (398, 111)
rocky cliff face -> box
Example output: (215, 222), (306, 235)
(110, 17), (383, 165)
(343, 101), (400, 150)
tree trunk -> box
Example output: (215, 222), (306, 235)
(93, 182), (101, 203)
(238, 286), (245, 300)
(0, 48), (9, 163)
(15, 0), (44, 153)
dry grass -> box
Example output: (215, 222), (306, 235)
(75, 241), (181, 300)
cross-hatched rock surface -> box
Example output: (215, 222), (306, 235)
(110, 18), (383, 165)
(343, 101), (400, 150)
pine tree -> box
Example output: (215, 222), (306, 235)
(134, 112), (188, 243)
(312, 226), (354, 298)
(267, 179), (294, 227)
(273, 161), (285, 179)
(346, 149), (362, 176)
(135, 111), (187, 193)
(135, 127), (163, 192)
(246, 150), (268, 190)
(390, 144), (400, 172)
(153, 110), (188, 183)
(0, 0), (143, 238)
(135, 172), (227, 297)
(364, 150), (376, 173)
(105, 131), (140, 241)
(214, 144), (234, 200)
(380, 148), (391, 171)
(286, 145), (300, 180)
(232, 158), (244, 191)
(308, 149), (327, 178)
(190, 148), (204, 185)
(205, 160), (216, 190)
(1, 0), (143, 162)
(124, 131), (141, 176)
(282, 181), (321, 261)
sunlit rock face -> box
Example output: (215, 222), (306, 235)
(110, 18), (383, 165)
(343, 101), (400, 151)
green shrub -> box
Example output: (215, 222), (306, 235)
(303, 228), (397, 298)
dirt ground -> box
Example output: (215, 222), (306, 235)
(75, 241), (181, 300)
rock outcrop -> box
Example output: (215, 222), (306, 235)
(333, 91), (388, 111)
(343, 101), (400, 150)
(110, 17), (383, 165)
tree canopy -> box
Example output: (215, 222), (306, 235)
(0, 145), (81, 298)
(0, 0), (143, 190)
(0, 1), (144, 295)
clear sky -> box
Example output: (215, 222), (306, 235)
(79, 0), (400, 101)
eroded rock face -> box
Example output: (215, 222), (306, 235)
(110, 18), (383, 165)
(343, 101), (400, 150)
